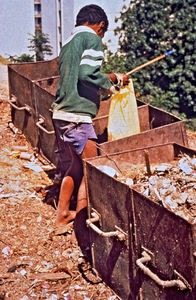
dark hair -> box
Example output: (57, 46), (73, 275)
(76, 4), (109, 33)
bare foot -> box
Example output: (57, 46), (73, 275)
(54, 221), (74, 235)
(55, 210), (76, 235)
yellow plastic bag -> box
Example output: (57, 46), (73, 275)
(107, 79), (140, 141)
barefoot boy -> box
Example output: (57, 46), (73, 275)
(52, 4), (129, 237)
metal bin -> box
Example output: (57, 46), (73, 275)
(7, 57), (59, 148)
(85, 143), (195, 299)
(93, 105), (188, 153)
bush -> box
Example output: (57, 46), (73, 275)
(112, 0), (196, 118)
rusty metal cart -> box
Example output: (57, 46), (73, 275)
(8, 59), (188, 165)
(85, 143), (195, 299)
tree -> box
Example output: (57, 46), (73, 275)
(113, 0), (196, 118)
(16, 53), (34, 62)
(28, 31), (53, 61)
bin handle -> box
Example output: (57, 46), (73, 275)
(36, 117), (55, 135)
(8, 96), (31, 113)
(136, 251), (189, 290)
(86, 211), (126, 241)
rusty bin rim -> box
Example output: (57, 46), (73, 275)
(84, 142), (194, 163)
(84, 142), (196, 226)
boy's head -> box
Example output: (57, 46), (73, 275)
(76, 4), (109, 35)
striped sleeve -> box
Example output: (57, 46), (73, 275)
(78, 37), (112, 90)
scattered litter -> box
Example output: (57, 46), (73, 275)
(19, 152), (33, 161)
(30, 293), (36, 297)
(179, 157), (193, 175)
(97, 165), (119, 177)
(2, 246), (13, 258)
(117, 154), (196, 224)
(125, 178), (134, 186)
(8, 121), (19, 134)
(108, 296), (118, 300)
(0, 193), (17, 199)
(41, 165), (55, 171)
(11, 145), (28, 152)
(63, 292), (72, 300)
(20, 225), (27, 230)
(42, 261), (53, 270)
(20, 269), (27, 277)
(37, 215), (42, 223)
(28, 191), (37, 198)
(23, 162), (43, 172)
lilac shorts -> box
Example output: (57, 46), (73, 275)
(53, 120), (97, 155)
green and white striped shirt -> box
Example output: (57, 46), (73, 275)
(52, 26), (113, 122)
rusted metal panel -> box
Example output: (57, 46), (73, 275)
(96, 105), (188, 155)
(85, 143), (195, 299)
(7, 58), (59, 149)
(132, 189), (195, 300)
(33, 77), (58, 164)
(8, 67), (38, 148)
(85, 163), (134, 299)
(8, 57), (59, 81)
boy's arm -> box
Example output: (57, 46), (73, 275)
(78, 34), (129, 95)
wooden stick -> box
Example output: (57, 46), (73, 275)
(144, 150), (152, 176)
(127, 50), (174, 76)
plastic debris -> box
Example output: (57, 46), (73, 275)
(63, 292), (72, 300)
(2, 245), (13, 258)
(97, 165), (119, 177)
(23, 162), (43, 172)
(179, 157), (193, 175)
(19, 152), (33, 161)
(0, 193), (17, 199)
(116, 154), (196, 223)
(8, 121), (19, 134)
(20, 269), (27, 277)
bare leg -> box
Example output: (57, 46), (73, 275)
(55, 176), (76, 234)
(74, 140), (97, 254)
(55, 143), (83, 235)
(77, 139), (97, 213)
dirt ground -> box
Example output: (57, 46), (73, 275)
(0, 73), (117, 299)
(0, 65), (196, 300)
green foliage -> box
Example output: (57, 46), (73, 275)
(16, 53), (34, 62)
(6, 53), (34, 63)
(113, 0), (196, 118)
(28, 31), (53, 61)
(102, 48), (127, 74)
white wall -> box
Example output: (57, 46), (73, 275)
(0, 0), (130, 60)
(42, 0), (58, 59)
(0, 0), (35, 58)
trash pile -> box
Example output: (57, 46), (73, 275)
(117, 154), (196, 224)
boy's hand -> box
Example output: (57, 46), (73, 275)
(122, 74), (130, 86)
(114, 73), (130, 86)
(98, 86), (117, 97)
(107, 73), (130, 86)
